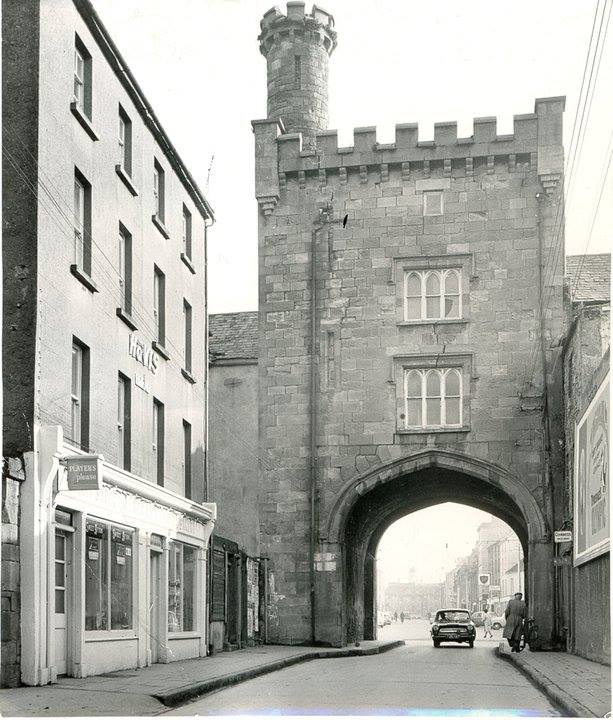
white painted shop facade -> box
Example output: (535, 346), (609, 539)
(20, 426), (216, 685)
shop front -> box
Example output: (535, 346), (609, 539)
(20, 426), (216, 685)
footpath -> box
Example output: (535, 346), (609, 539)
(497, 642), (611, 717)
(0, 639), (403, 717)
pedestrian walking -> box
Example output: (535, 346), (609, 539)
(393, 611), (398, 623)
(483, 608), (493, 638)
(400, 611), (405, 624)
(503, 592), (526, 652)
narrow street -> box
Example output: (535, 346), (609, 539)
(165, 620), (561, 716)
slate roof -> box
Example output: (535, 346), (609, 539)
(566, 253), (611, 303)
(209, 312), (258, 362)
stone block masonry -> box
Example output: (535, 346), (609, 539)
(254, 3), (565, 647)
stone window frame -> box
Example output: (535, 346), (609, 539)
(394, 254), (473, 327)
(393, 353), (473, 435)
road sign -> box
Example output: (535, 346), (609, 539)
(554, 530), (573, 543)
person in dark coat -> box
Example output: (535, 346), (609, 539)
(503, 592), (527, 651)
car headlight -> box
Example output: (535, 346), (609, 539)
(432, 624), (439, 632)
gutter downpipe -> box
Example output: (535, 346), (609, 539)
(536, 191), (559, 645)
(309, 224), (320, 645)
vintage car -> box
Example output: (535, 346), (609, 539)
(430, 608), (476, 648)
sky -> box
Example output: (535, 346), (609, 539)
(90, 1), (610, 582)
(94, 0), (612, 315)
(376, 505), (516, 586)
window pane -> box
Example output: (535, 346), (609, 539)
(111, 526), (133, 629)
(406, 398), (422, 427)
(406, 273), (421, 297)
(55, 533), (65, 561)
(406, 296), (421, 320)
(426, 398), (441, 425)
(426, 296), (440, 318)
(55, 561), (65, 587)
(168, 542), (183, 632)
(426, 371), (441, 397)
(55, 589), (65, 614)
(183, 546), (195, 632)
(446, 397), (461, 425)
(445, 271), (459, 294)
(446, 370), (461, 397)
(444, 295), (459, 318)
(406, 370), (421, 397)
(425, 272), (440, 295)
(85, 522), (108, 631)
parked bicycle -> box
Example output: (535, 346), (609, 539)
(518, 617), (538, 651)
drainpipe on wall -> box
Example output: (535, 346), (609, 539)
(310, 205), (343, 644)
(536, 191), (559, 643)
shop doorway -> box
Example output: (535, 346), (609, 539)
(54, 512), (74, 676)
(149, 543), (163, 664)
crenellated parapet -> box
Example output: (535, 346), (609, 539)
(259, 3), (337, 57)
(271, 96), (564, 191)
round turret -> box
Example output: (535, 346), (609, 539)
(259, 2), (337, 147)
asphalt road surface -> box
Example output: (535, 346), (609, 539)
(165, 620), (560, 716)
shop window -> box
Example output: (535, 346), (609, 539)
(85, 520), (133, 632)
(168, 541), (196, 633)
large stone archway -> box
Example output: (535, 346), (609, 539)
(316, 450), (555, 649)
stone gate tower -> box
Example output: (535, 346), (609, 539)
(253, 3), (566, 648)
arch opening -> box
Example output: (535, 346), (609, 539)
(339, 460), (543, 645)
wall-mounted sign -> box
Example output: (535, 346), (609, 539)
(554, 530), (573, 543)
(63, 455), (103, 491)
(135, 372), (150, 393)
(574, 372), (609, 566)
(478, 573), (490, 586)
(129, 334), (158, 374)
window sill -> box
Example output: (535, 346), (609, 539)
(116, 307), (138, 331)
(70, 264), (98, 293)
(70, 101), (99, 141)
(115, 164), (139, 196)
(180, 252), (196, 274)
(152, 340), (170, 361)
(395, 426), (470, 436)
(84, 632), (137, 642)
(152, 214), (170, 239)
(168, 632), (201, 640)
(181, 368), (197, 384)
(398, 319), (468, 327)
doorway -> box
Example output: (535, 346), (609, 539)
(149, 544), (163, 664)
(54, 510), (74, 676)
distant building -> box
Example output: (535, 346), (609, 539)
(208, 312), (264, 651)
(2, 0), (215, 687)
(561, 253), (610, 663)
(384, 582), (444, 615)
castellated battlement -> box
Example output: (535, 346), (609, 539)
(259, 3), (337, 57)
(275, 97), (565, 176)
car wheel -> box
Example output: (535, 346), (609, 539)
(433, 640), (440, 648)
(469, 640), (474, 648)
(492, 623), (501, 630)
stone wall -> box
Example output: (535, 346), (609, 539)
(254, 103), (565, 645)
(1, 467), (23, 687)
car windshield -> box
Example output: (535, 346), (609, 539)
(436, 611), (470, 622)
